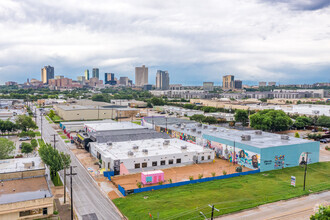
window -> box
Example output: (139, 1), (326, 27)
(161, 160), (165, 165)
(201, 156), (204, 161)
(142, 162), (147, 168)
(43, 208), (48, 215)
(169, 159), (173, 164)
(19, 209), (43, 217)
(152, 161), (157, 166)
(208, 155), (211, 160)
(176, 158), (181, 164)
(135, 163), (140, 169)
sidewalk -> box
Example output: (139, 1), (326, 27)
(218, 191), (330, 220)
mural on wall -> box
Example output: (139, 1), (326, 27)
(274, 155), (285, 169)
(299, 152), (312, 165)
(205, 141), (260, 170)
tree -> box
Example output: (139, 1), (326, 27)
(310, 205), (330, 220)
(21, 143), (33, 154)
(294, 132), (300, 138)
(250, 110), (293, 131)
(316, 116), (330, 128)
(0, 138), (15, 159)
(294, 116), (312, 129)
(150, 97), (165, 106)
(234, 110), (249, 126)
(190, 114), (206, 122)
(31, 139), (38, 148)
(48, 110), (55, 120)
(15, 115), (37, 131)
(202, 116), (217, 124)
(183, 104), (195, 109)
(38, 143), (71, 177)
(0, 120), (16, 134)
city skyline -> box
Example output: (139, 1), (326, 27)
(0, 0), (330, 85)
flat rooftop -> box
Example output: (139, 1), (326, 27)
(203, 128), (314, 148)
(57, 104), (130, 111)
(85, 122), (145, 132)
(92, 138), (212, 160)
(0, 157), (44, 174)
(90, 129), (170, 143)
(142, 116), (195, 126)
(60, 119), (114, 126)
(0, 176), (52, 205)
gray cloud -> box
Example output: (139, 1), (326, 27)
(261, 0), (330, 11)
(0, 0), (330, 85)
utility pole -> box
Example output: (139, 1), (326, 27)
(233, 141), (236, 165)
(303, 152), (311, 191)
(208, 204), (219, 220)
(50, 134), (58, 150)
(40, 112), (43, 140)
(66, 166), (77, 220)
(64, 168), (67, 204)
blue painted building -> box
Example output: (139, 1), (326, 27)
(203, 129), (319, 172)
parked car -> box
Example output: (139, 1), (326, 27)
(320, 139), (328, 143)
(19, 137), (31, 141)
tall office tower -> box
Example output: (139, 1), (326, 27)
(203, 82), (214, 91)
(156, 70), (170, 90)
(234, 80), (242, 89)
(104, 73), (116, 85)
(222, 75), (234, 89)
(92, 68), (99, 79)
(41, 65), (55, 84)
(268, 82), (276, 87)
(135, 65), (148, 87)
(259, 81), (267, 87)
(84, 69), (90, 80)
(119, 77), (129, 86)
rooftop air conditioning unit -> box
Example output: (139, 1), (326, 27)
(203, 125), (208, 129)
(132, 145), (139, 150)
(281, 135), (289, 140)
(127, 151), (134, 156)
(191, 128), (196, 132)
(142, 149), (148, 154)
(212, 127), (217, 131)
(107, 142), (113, 146)
(255, 131), (262, 135)
(241, 135), (251, 141)
(197, 123), (202, 127)
(181, 145), (188, 150)
(197, 131), (202, 134)
(163, 140), (170, 145)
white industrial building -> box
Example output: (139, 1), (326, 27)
(89, 138), (214, 174)
(84, 122), (145, 133)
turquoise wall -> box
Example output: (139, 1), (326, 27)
(203, 134), (320, 172)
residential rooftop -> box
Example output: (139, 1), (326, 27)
(91, 138), (212, 160)
(0, 157), (44, 174)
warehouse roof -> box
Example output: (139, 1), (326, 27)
(90, 129), (170, 143)
(203, 128), (314, 148)
(91, 138), (212, 160)
(142, 116), (195, 126)
(85, 122), (145, 132)
(0, 157), (44, 174)
(57, 104), (131, 111)
(0, 176), (52, 205)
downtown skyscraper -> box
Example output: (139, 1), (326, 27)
(156, 70), (170, 90)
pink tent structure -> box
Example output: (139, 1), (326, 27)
(141, 170), (164, 185)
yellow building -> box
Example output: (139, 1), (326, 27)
(222, 75), (234, 89)
(0, 157), (54, 220)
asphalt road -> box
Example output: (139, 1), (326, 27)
(35, 108), (122, 220)
(218, 189), (330, 220)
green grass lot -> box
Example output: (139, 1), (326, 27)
(37, 139), (46, 147)
(52, 115), (62, 123)
(65, 140), (70, 143)
(132, 121), (142, 125)
(60, 135), (67, 139)
(51, 172), (63, 186)
(35, 131), (41, 136)
(45, 116), (53, 124)
(113, 162), (330, 220)
(58, 131), (64, 135)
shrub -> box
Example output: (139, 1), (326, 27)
(137, 182), (142, 188)
(222, 170), (227, 175)
(53, 210), (59, 215)
(31, 139), (38, 148)
(189, 176), (194, 181)
(294, 132), (300, 138)
(198, 174), (203, 179)
(158, 181), (163, 185)
(169, 179), (172, 184)
(211, 172), (216, 177)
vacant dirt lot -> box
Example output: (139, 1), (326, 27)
(111, 159), (251, 190)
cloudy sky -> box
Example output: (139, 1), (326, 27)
(0, 0), (330, 85)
